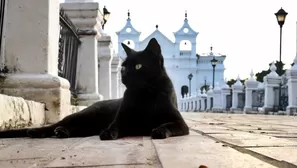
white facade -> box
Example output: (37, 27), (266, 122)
(116, 11), (226, 107)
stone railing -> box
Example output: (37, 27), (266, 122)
(0, 0), (121, 126)
(181, 57), (297, 116)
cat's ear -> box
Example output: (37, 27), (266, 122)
(121, 43), (132, 56)
(145, 38), (161, 56)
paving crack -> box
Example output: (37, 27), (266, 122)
(45, 163), (146, 168)
(241, 145), (297, 148)
(190, 128), (297, 168)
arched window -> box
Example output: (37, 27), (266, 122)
(123, 39), (135, 49)
(179, 40), (192, 51)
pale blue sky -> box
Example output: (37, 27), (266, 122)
(61, 0), (297, 80)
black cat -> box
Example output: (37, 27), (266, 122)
(0, 38), (189, 140)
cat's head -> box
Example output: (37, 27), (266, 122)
(120, 38), (165, 89)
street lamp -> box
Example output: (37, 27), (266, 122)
(275, 8), (288, 64)
(275, 7), (288, 111)
(188, 73), (193, 96)
(211, 57), (218, 89)
(102, 6), (111, 30)
(204, 76), (207, 91)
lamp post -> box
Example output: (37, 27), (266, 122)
(204, 76), (207, 91)
(211, 57), (218, 89)
(188, 73), (193, 96)
(102, 6), (111, 30)
(275, 7), (288, 110)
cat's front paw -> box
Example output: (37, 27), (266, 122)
(54, 126), (70, 138)
(151, 127), (170, 139)
(99, 128), (118, 140)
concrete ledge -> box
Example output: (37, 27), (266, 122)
(0, 94), (45, 130)
(0, 74), (71, 124)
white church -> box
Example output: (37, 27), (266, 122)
(116, 11), (226, 106)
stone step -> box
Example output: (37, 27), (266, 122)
(0, 93), (45, 129)
(0, 93), (86, 129)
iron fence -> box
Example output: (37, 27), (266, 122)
(0, 0), (6, 57)
(252, 89), (264, 108)
(59, 9), (80, 97)
(238, 92), (245, 109)
(279, 75), (288, 111)
(226, 89), (232, 111)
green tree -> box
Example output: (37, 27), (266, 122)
(255, 61), (286, 82)
(200, 85), (209, 92)
(227, 79), (236, 87)
(226, 78), (248, 87)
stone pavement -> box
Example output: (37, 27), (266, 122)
(0, 112), (297, 168)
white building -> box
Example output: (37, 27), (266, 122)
(116, 11), (226, 107)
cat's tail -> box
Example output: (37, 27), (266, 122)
(0, 128), (29, 138)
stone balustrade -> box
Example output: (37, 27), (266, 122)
(180, 58), (297, 116)
(0, 0), (121, 125)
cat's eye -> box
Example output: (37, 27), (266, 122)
(135, 64), (142, 70)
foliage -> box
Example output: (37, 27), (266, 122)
(226, 78), (247, 87)
(200, 85), (209, 92)
(255, 61), (286, 82)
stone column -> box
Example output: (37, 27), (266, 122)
(212, 82), (222, 112)
(201, 89), (207, 111)
(61, 2), (104, 106)
(286, 55), (297, 115)
(0, 0), (70, 123)
(180, 97), (184, 111)
(196, 92), (201, 112)
(231, 76), (244, 112)
(259, 62), (281, 113)
(98, 35), (113, 100)
(190, 93), (195, 112)
(118, 74), (126, 98)
(221, 80), (231, 112)
(111, 55), (121, 99)
(184, 94), (189, 112)
(206, 86), (213, 112)
(244, 70), (258, 113)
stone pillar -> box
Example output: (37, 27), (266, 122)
(98, 35), (113, 100)
(206, 86), (213, 112)
(190, 92), (196, 112)
(180, 97), (184, 111)
(231, 76), (244, 112)
(244, 70), (258, 113)
(196, 92), (201, 112)
(259, 62), (281, 113)
(221, 80), (231, 111)
(184, 94), (189, 112)
(201, 89), (207, 111)
(286, 55), (297, 115)
(212, 82), (222, 112)
(61, 2), (104, 106)
(118, 74), (126, 98)
(0, 0), (70, 123)
(111, 55), (121, 99)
